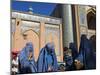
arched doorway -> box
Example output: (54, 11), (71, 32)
(87, 7), (96, 30)
(23, 29), (39, 61)
(87, 7), (96, 52)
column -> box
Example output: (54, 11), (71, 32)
(62, 4), (74, 48)
(60, 24), (63, 62)
(40, 22), (45, 49)
(74, 5), (81, 50)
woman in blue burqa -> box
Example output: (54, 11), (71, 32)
(18, 42), (37, 74)
(37, 42), (58, 72)
(75, 34), (96, 70)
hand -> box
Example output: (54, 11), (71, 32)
(74, 60), (83, 70)
(48, 66), (52, 72)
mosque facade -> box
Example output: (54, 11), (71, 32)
(11, 4), (96, 63)
(11, 10), (63, 62)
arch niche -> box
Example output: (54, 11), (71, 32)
(23, 29), (39, 61)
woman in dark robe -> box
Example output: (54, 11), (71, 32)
(37, 43), (58, 72)
(18, 42), (37, 74)
(75, 34), (96, 70)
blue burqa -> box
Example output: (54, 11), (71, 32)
(37, 43), (58, 72)
(18, 42), (37, 74)
(76, 35), (96, 69)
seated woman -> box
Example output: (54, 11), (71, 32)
(18, 42), (37, 74)
(37, 43), (58, 72)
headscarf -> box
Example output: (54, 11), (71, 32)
(37, 43), (58, 72)
(18, 42), (37, 74)
(12, 51), (18, 60)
